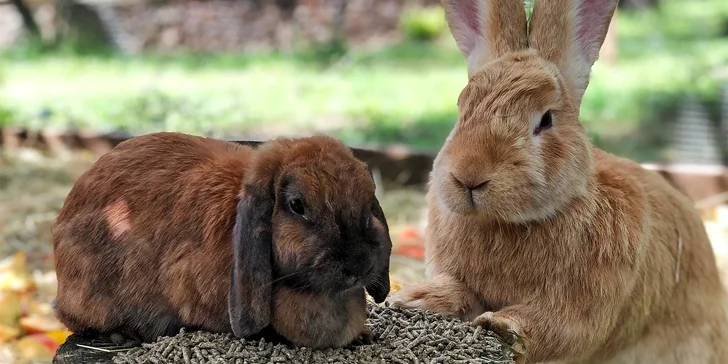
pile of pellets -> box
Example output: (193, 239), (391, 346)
(113, 303), (514, 364)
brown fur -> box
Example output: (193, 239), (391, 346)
(53, 132), (391, 348)
(271, 286), (369, 349)
(389, 0), (728, 363)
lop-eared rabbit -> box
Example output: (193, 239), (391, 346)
(53, 132), (392, 349)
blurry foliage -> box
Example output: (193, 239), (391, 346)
(0, 68), (13, 128)
(523, 0), (534, 19)
(1, 32), (114, 59)
(108, 91), (235, 136)
(1, 0), (728, 162)
(399, 6), (448, 42)
(618, 0), (728, 41)
(0, 44), (464, 148)
(0, 107), (11, 128)
(296, 41), (350, 68)
(333, 110), (457, 151)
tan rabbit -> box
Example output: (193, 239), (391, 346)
(388, 0), (728, 363)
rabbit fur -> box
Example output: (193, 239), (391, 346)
(53, 132), (392, 349)
(388, 0), (728, 363)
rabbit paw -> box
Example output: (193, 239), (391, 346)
(472, 312), (527, 363)
(386, 276), (485, 320)
(386, 284), (439, 311)
(351, 326), (373, 346)
(385, 283), (461, 319)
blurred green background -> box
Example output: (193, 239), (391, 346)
(1, 0), (727, 162)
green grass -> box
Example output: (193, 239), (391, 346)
(1, 0), (727, 160)
(0, 40), (467, 151)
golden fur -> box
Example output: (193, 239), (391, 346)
(389, 0), (728, 363)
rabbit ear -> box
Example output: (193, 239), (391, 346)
(442, 0), (528, 76)
(365, 197), (392, 303)
(228, 183), (274, 338)
(528, 0), (618, 101)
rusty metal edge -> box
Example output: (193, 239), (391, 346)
(0, 127), (437, 187)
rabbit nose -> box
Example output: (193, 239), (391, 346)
(450, 173), (490, 192)
(345, 276), (358, 287)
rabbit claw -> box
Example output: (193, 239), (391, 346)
(472, 312), (527, 363)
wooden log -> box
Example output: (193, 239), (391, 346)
(53, 334), (122, 364)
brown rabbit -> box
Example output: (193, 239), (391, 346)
(52, 132), (392, 349)
(388, 0), (728, 363)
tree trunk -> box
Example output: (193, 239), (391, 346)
(330, 0), (347, 53)
(10, 0), (41, 39)
(57, 0), (115, 51)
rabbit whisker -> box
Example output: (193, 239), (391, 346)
(293, 283), (313, 293)
(267, 268), (315, 287)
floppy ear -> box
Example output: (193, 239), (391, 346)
(441, 0), (528, 76)
(365, 196), (392, 303)
(229, 183), (274, 338)
(529, 0), (618, 102)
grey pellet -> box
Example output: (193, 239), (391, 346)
(112, 304), (513, 364)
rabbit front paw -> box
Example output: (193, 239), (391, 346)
(386, 284), (431, 310)
(385, 280), (480, 320)
(473, 312), (527, 363)
(351, 326), (373, 346)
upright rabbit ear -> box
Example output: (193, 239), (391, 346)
(228, 183), (274, 338)
(529, 0), (618, 102)
(365, 197), (392, 303)
(442, 0), (528, 76)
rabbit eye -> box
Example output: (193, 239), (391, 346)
(534, 111), (553, 136)
(289, 198), (305, 216)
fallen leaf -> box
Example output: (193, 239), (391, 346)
(14, 334), (56, 361)
(0, 253), (36, 294)
(20, 315), (66, 335)
(0, 325), (20, 343)
(46, 330), (72, 346)
(389, 276), (402, 292)
(0, 292), (22, 327)
(393, 244), (425, 260)
(397, 227), (421, 240)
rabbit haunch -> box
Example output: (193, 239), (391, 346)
(52, 132), (392, 349)
(389, 0), (728, 363)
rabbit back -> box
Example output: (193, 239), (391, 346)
(53, 132), (253, 341)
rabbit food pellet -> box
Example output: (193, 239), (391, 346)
(112, 304), (514, 364)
